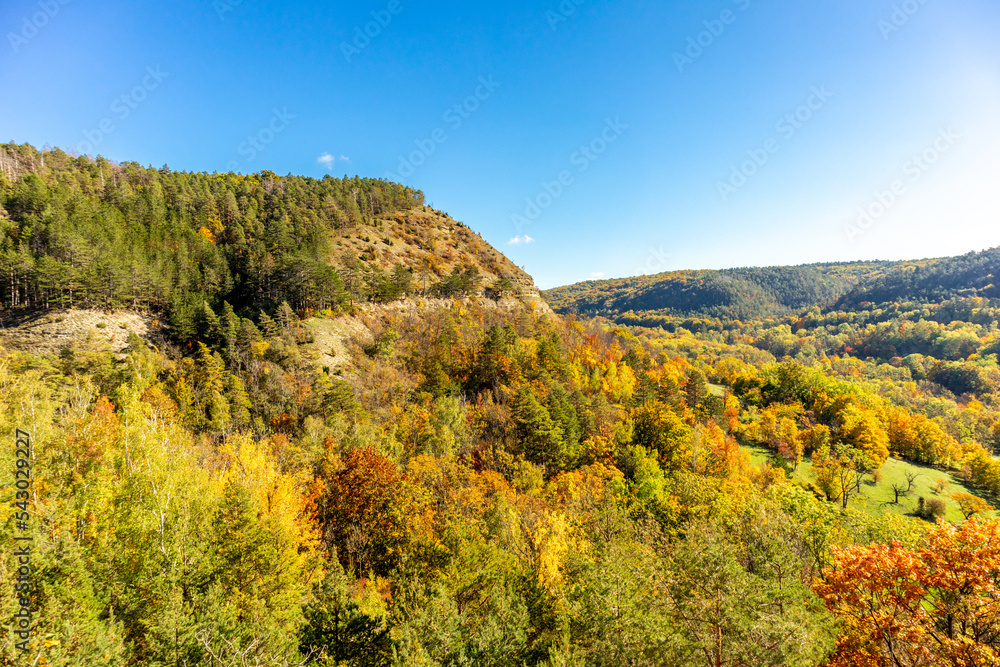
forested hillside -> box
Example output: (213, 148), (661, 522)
(542, 262), (896, 320)
(3, 145), (1000, 665)
(834, 247), (1000, 308)
(544, 251), (1000, 323)
(0, 142), (534, 342)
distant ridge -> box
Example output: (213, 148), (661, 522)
(543, 248), (1000, 322)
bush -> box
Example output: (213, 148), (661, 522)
(917, 496), (947, 520)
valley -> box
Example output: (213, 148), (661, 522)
(1, 142), (1000, 665)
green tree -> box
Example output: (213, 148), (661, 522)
(630, 402), (692, 472)
(299, 560), (391, 666)
(667, 521), (836, 666)
(513, 388), (567, 475)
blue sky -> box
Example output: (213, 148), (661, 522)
(2, 0), (999, 289)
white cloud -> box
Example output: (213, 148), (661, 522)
(317, 152), (336, 169)
(590, 272), (605, 278)
(506, 235), (534, 246)
(339, 155), (350, 161)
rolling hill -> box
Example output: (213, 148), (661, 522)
(544, 249), (1000, 322)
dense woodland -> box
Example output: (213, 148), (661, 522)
(544, 251), (1000, 321)
(2, 145), (1000, 665)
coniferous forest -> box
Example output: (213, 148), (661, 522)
(4, 143), (1000, 666)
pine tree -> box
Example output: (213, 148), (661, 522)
(513, 388), (565, 474)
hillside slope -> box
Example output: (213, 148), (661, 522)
(834, 248), (1000, 308)
(544, 250), (999, 322)
(0, 142), (538, 340)
(0, 308), (160, 354)
(543, 261), (901, 320)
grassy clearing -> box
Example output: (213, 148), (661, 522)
(744, 444), (995, 525)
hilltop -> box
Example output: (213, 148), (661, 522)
(0, 142), (538, 342)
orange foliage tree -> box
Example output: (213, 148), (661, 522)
(815, 518), (1000, 665)
(318, 448), (405, 576)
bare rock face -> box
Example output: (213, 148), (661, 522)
(0, 309), (161, 355)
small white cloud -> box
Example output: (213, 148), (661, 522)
(590, 272), (605, 278)
(339, 155), (350, 161)
(506, 235), (535, 246)
(317, 152), (336, 170)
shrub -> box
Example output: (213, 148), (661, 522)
(917, 496), (947, 520)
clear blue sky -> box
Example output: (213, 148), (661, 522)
(2, 0), (999, 289)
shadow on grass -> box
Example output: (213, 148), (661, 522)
(741, 440), (996, 524)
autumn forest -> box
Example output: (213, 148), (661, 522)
(3, 142), (1000, 666)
